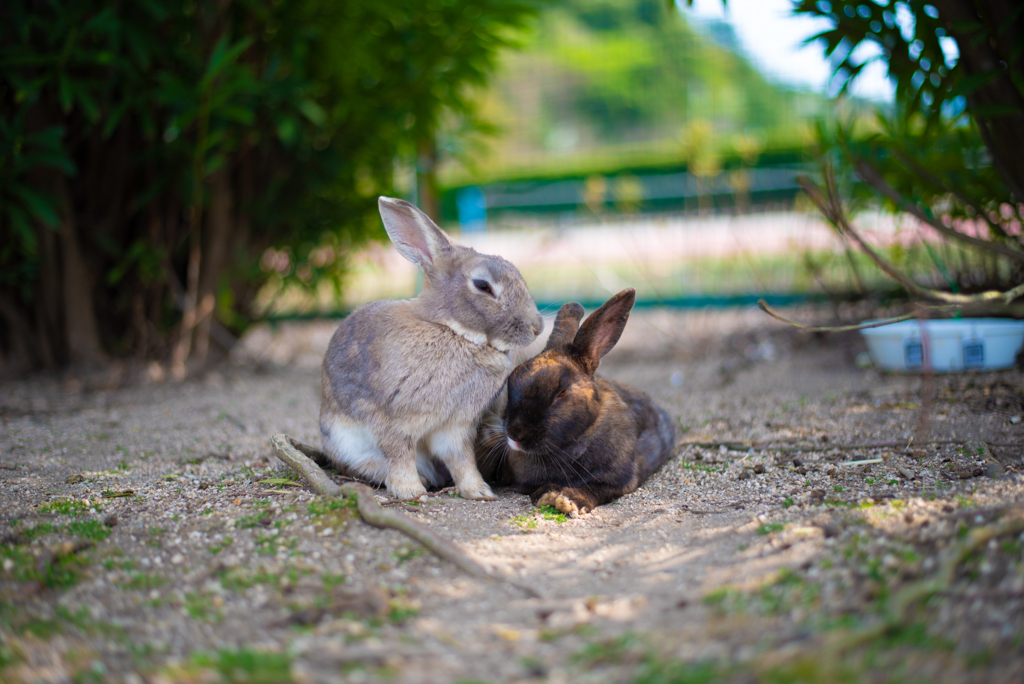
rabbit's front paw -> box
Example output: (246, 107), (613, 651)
(537, 491), (585, 518)
(386, 469), (428, 500)
(457, 481), (496, 501)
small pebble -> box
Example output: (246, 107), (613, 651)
(792, 458), (803, 467)
(753, 464), (765, 474)
(737, 470), (752, 481)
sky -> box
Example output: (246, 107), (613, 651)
(682, 0), (896, 101)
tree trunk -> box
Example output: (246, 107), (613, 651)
(54, 175), (106, 366)
(194, 166), (234, 363)
(416, 135), (440, 222)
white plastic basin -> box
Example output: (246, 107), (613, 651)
(860, 318), (1024, 372)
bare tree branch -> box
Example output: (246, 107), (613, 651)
(799, 169), (1024, 305)
(270, 433), (541, 598)
(853, 160), (1024, 263)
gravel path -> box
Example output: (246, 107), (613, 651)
(2, 308), (1023, 683)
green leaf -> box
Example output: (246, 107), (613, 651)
(11, 185), (60, 227)
(201, 35), (254, 89)
(297, 99), (327, 127)
(58, 72), (73, 113)
(255, 478), (302, 487)
(947, 70), (1000, 100)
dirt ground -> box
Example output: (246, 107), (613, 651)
(2, 307), (1023, 684)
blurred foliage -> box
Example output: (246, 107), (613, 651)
(443, 0), (830, 186)
(0, 0), (540, 371)
(795, 0), (1024, 295)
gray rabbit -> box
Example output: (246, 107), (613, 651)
(320, 197), (544, 500)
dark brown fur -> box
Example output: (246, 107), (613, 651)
(477, 289), (676, 517)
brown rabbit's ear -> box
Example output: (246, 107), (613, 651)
(378, 197), (453, 271)
(569, 288), (636, 374)
(543, 302), (585, 352)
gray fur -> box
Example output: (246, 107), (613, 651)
(319, 197), (543, 500)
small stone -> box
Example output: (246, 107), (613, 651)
(792, 458), (803, 467)
(737, 470), (752, 481)
(232, 498), (242, 506)
(753, 464), (765, 474)
(65, 474), (85, 484)
(170, 553), (184, 565)
(809, 489), (826, 502)
(198, 481), (210, 490)
(897, 467), (913, 480)
(104, 514), (118, 527)
(1011, 415), (1022, 424)
(796, 466), (807, 475)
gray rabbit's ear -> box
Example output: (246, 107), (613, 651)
(570, 288), (636, 374)
(543, 302), (585, 352)
(378, 197), (453, 270)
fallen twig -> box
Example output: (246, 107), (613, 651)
(270, 433), (541, 598)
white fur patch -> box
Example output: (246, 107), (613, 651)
(490, 338), (512, 353)
(322, 419), (389, 482)
(442, 319), (488, 346)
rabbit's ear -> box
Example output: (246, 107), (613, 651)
(569, 288), (636, 374)
(378, 197), (453, 270)
(543, 302), (585, 352)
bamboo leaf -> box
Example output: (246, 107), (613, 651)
(947, 69), (1000, 100)
(11, 185), (60, 227)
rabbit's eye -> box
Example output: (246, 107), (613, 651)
(555, 389), (568, 399)
(473, 279), (495, 296)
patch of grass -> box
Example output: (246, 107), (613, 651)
(387, 597), (420, 624)
(782, 498), (794, 508)
(307, 496), (357, 517)
(217, 567), (280, 592)
(393, 546), (425, 565)
(172, 648), (293, 684)
(511, 506), (569, 529)
(833, 485), (843, 492)
(572, 632), (638, 666)
(538, 505), (569, 523)
(322, 573), (346, 589)
(701, 568), (819, 618)
(3, 544), (92, 588)
(511, 513), (538, 530)
(118, 571), (166, 591)
(16, 605), (122, 640)
(756, 522), (785, 535)
(66, 519), (111, 541)
(184, 592), (223, 623)
(40, 499), (97, 516)
(207, 537), (234, 555)
(103, 556), (135, 572)
(20, 521), (61, 541)
(237, 512), (271, 529)
(253, 531), (297, 556)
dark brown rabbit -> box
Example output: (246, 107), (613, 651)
(476, 288), (676, 517)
